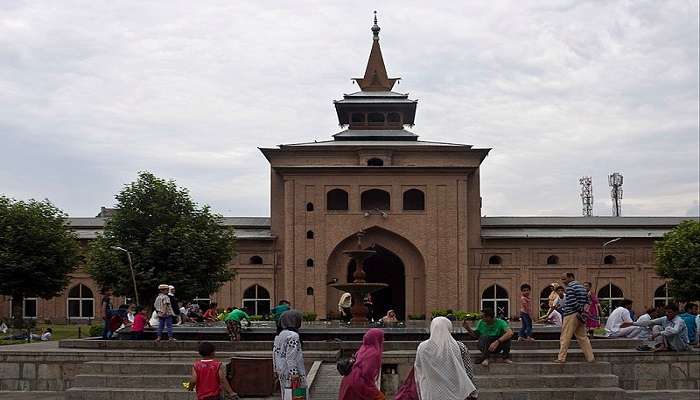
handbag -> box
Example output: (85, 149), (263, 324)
(336, 354), (356, 376)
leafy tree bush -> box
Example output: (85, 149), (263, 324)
(655, 220), (700, 301)
(87, 172), (236, 305)
(0, 197), (80, 327)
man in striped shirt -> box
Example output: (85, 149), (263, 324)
(556, 272), (595, 363)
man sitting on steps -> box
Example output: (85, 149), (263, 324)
(463, 308), (514, 366)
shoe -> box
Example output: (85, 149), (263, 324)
(481, 359), (489, 366)
(168, 337), (176, 341)
(503, 358), (513, 364)
(553, 359), (566, 363)
(527, 337), (536, 342)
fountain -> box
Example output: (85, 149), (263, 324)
(330, 231), (388, 324)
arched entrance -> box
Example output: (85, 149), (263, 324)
(326, 226), (426, 321)
(347, 245), (406, 320)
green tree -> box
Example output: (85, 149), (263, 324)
(0, 196), (80, 326)
(655, 220), (700, 301)
(87, 172), (236, 305)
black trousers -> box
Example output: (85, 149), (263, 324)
(478, 335), (511, 359)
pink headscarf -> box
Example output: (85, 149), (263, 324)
(338, 328), (385, 400)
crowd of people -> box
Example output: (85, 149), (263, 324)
(95, 277), (698, 400)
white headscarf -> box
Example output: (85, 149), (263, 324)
(414, 317), (477, 400)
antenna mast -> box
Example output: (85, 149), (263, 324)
(608, 172), (623, 217)
(579, 176), (593, 217)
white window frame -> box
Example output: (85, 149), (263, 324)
(598, 283), (624, 316)
(653, 283), (672, 307)
(9, 296), (39, 319)
(67, 284), (95, 319)
(481, 284), (510, 319)
(242, 284), (271, 316)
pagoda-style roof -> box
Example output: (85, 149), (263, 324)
(334, 13), (418, 136)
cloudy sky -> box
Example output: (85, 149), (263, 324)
(1, 0), (698, 218)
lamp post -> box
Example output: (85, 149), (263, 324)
(594, 237), (622, 308)
(111, 246), (139, 305)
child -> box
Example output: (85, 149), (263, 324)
(190, 341), (238, 400)
(131, 306), (149, 340)
(518, 283), (535, 341)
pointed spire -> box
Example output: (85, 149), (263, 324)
(352, 11), (400, 92)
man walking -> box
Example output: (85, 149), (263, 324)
(556, 272), (595, 363)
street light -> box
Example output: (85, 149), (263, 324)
(111, 246), (139, 305)
(594, 238), (622, 298)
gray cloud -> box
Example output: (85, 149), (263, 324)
(0, 1), (697, 217)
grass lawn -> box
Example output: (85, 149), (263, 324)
(1, 323), (95, 345)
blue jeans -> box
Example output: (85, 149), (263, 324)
(157, 315), (173, 339)
(101, 318), (112, 339)
(519, 312), (533, 339)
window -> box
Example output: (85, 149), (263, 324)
(367, 158), (384, 166)
(653, 283), (672, 308)
(539, 286), (554, 317)
(351, 113), (366, 123)
(402, 189), (425, 211)
(306, 202), (314, 212)
(306, 230), (314, 239)
(249, 256), (263, 265)
(603, 255), (616, 264)
(368, 112), (385, 125)
(242, 285), (271, 316)
(481, 284), (509, 319)
(361, 189), (390, 211)
(546, 255), (559, 265)
(327, 189), (349, 211)
(23, 298), (38, 319)
(67, 284), (94, 319)
(387, 112), (402, 125)
(598, 283), (624, 316)
(306, 258), (314, 267)
(488, 255), (502, 265)
(306, 287), (314, 296)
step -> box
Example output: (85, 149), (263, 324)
(625, 390), (700, 400)
(474, 361), (612, 375)
(65, 387), (279, 400)
(474, 374), (619, 389)
(73, 374), (190, 389)
(65, 387), (195, 400)
(80, 361), (193, 375)
(478, 387), (626, 400)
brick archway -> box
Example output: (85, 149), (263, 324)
(326, 226), (426, 319)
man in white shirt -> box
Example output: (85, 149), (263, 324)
(625, 303), (689, 352)
(605, 299), (641, 338)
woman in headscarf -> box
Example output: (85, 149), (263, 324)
(339, 328), (385, 400)
(414, 317), (478, 400)
(272, 310), (306, 399)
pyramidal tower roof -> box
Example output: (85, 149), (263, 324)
(352, 11), (400, 91)
(333, 12), (418, 141)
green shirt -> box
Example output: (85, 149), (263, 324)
(271, 304), (290, 321)
(225, 309), (250, 322)
(474, 318), (509, 338)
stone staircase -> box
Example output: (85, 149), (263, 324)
(67, 360), (195, 400)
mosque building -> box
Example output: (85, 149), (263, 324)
(1, 17), (693, 323)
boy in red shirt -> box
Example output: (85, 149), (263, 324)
(190, 341), (238, 400)
(518, 283), (535, 341)
(130, 306), (149, 340)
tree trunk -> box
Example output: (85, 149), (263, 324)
(11, 294), (25, 329)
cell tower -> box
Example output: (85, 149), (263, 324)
(579, 177), (593, 216)
(608, 172), (624, 217)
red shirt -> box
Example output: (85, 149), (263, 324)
(194, 360), (222, 400)
(520, 295), (531, 315)
(132, 314), (147, 332)
(203, 309), (217, 320)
